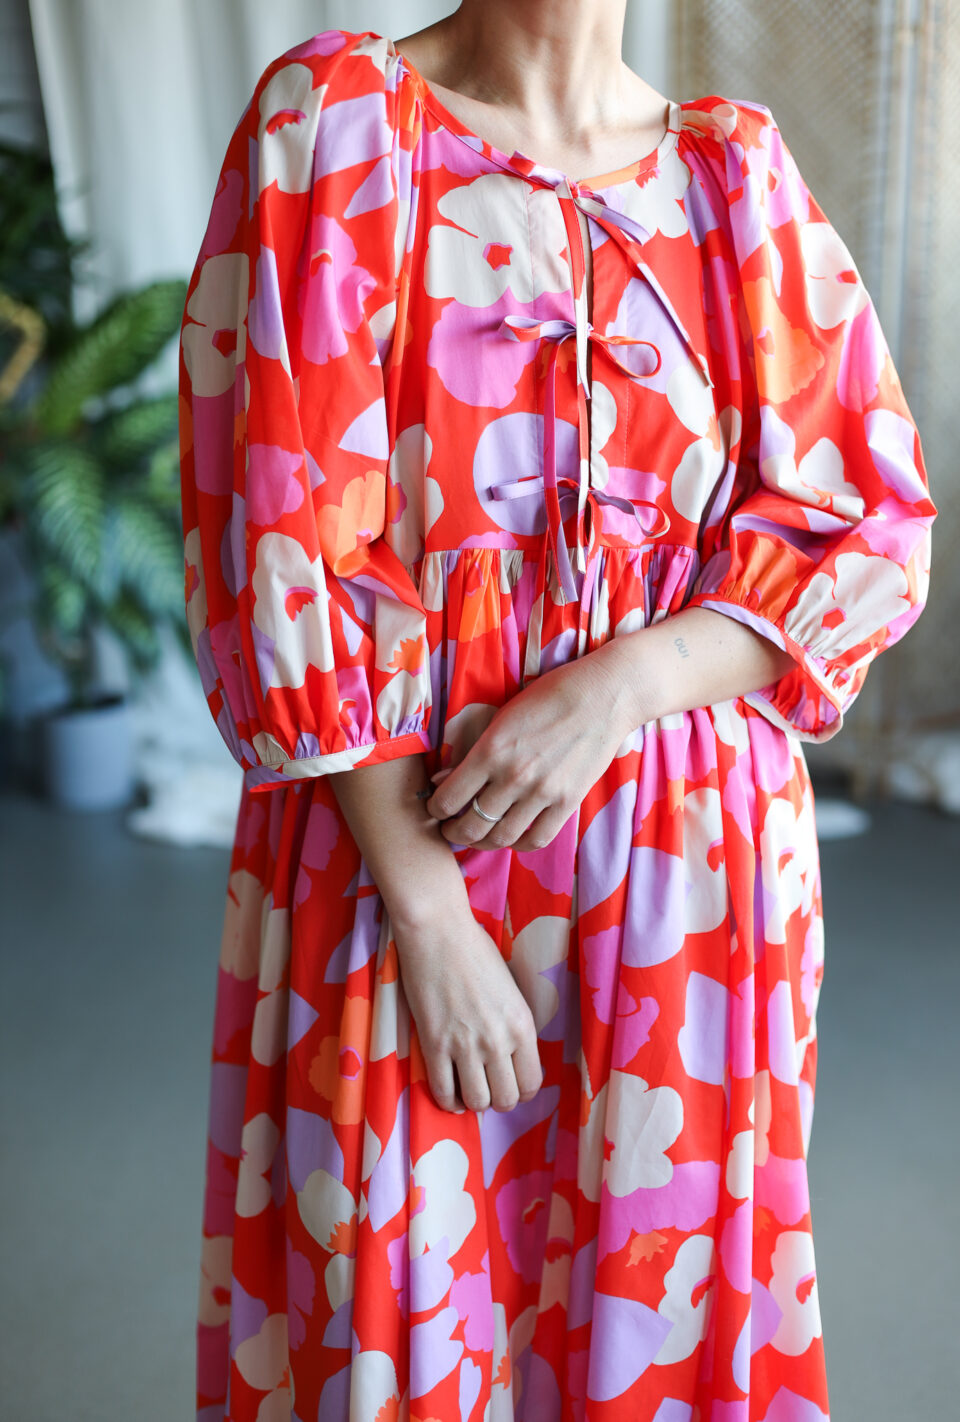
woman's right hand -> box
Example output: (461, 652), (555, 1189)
(391, 893), (544, 1115)
(326, 750), (542, 1113)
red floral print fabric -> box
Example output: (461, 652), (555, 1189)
(179, 27), (935, 1422)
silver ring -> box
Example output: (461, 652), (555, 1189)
(471, 794), (502, 824)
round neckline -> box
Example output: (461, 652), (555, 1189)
(385, 34), (682, 192)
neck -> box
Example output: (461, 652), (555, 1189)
(425, 0), (632, 134)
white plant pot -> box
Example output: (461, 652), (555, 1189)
(41, 693), (136, 811)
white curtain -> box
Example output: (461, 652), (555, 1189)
(28, 0), (671, 331)
(675, 0), (960, 810)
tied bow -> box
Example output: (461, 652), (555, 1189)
(488, 173), (715, 683)
(495, 311), (672, 602)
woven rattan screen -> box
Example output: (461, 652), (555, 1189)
(673, 1), (958, 768)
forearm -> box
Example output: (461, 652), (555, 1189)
(594, 606), (797, 730)
(326, 753), (469, 931)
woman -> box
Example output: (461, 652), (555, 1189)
(179, 3), (935, 1418)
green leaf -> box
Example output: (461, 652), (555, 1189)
(98, 393), (179, 465)
(25, 443), (105, 590)
(102, 592), (161, 673)
(144, 437), (183, 511)
(103, 496), (184, 617)
(32, 279), (188, 436)
(35, 559), (89, 639)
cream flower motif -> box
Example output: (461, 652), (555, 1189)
(410, 1140), (476, 1259)
(587, 379), (619, 490)
(297, 1169), (358, 1252)
(236, 1112), (281, 1217)
(325, 1252), (356, 1312)
(726, 1131), (754, 1201)
(255, 1388), (292, 1422)
(800, 221), (869, 330)
(784, 550), (912, 659)
(759, 793), (818, 947)
(655, 1234), (717, 1364)
(197, 1234), (232, 1328)
(257, 63), (326, 194)
(251, 530), (335, 689)
(602, 1071), (684, 1196)
(616, 148), (693, 240)
(683, 787), (730, 935)
(234, 1311), (289, 1391)
(760, 408), (866, 524)
(671, 406), (740, 523)
(387, 422), (432, 569)
(251, 905), (291, 1066)
(424, 173), (571, 307)
(182, 253), (249, 398)
(768, 1231), (823, 1356)
(508, 914), (571, 1032)
(219, 868), (265, 980)
(579, 1077), (608, 1204)
(667, 355), (719, 440)
(183, 527), (208, 655)
(350, 1351), (400, 1422)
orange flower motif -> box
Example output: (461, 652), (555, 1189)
(326, 1217), (357, 1256)
(742, 275), (824, 403)
(316, 469), (386, 571)
(386, 635), (426, 676)
(628, 1230), (669, 1265)
(307, 994), (371, 1125)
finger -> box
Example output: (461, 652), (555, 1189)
(512, 1036), (544, 1104)
(424, 752), (490, 821)
(455, 1053), (492, 1113)
(427, 1053), (464, 1115)
(483, 1053), (520, 1113)
(470, 793), (550, 852)
(511, 802), (573, 853)
(440, 783), (520, 847)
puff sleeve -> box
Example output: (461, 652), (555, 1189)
(684, 102), (937, 742)
(179, 38), (432, 792)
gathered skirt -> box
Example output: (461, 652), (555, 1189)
(195, 690), (829, 1421)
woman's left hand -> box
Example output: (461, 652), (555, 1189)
(422, 645), (641, 852)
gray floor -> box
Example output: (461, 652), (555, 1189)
(1, 787), (958, 1420)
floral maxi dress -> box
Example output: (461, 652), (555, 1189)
(178, 27), (935, 1422)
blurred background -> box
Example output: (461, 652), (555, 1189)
(0, 2), (957, 1418)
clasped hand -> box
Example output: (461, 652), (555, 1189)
(423, 647), (638, 851)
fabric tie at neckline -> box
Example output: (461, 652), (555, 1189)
(494, 309), (675, 686)
(495, 310), (672, 596)
(487, 174), (713, 684)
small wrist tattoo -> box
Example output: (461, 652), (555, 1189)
(673, 636), (690, 659)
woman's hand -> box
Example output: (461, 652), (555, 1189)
(422, 609), (798, 853)
(423, 647), (638, 852)
(392, 890), (543, 1114)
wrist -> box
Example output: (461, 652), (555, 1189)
(591, 630), (668, 733)
(381, 843), (472, 937)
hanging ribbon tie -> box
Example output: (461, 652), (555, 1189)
(494, 311), (675, 684)
(484, 172), (715, 682)
(496, 311), (672, 598)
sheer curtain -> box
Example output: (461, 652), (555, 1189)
(28, 0), (671, 339)
(674, 0), (959, 808)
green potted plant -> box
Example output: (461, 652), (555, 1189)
(0, 139), (190, 809)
